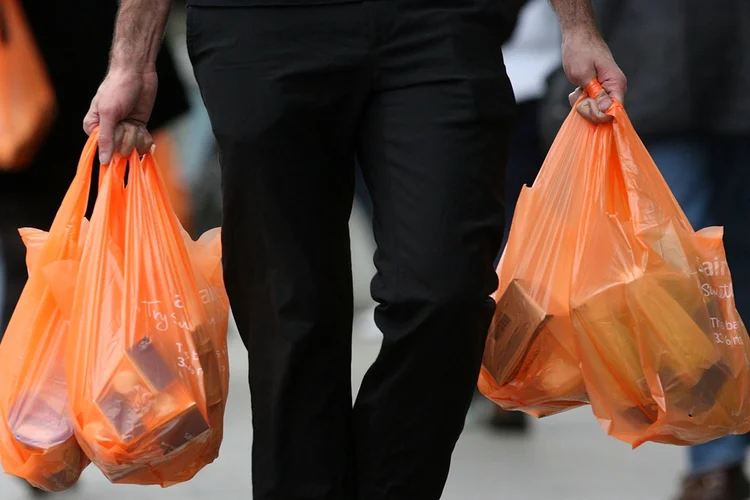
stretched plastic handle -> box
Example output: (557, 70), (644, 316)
(585, 79), (605, 99)
(584, 78), (623, 114)
(34, 130), (98, 263)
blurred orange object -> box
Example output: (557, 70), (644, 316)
(480, 80), (750, 446)
(0, 134), (97, 491)
(0, 0), (56, 170)
(151, 129), (192, 231)
(61, 144), (229, 486)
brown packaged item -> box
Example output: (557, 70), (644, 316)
(483, 279), (551, 386)
(94, 335), (211, 471)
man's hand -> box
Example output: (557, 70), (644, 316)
(562, 32), (626, 123)
(83, 68), (157, 165)
(551, 0), (627, 123)
(82, 0), (171, 164)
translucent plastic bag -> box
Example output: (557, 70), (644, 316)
(0, 0), (56, 170)
(477, 87), (597, 418)
(62, 146), (229, 486)
(0, 136), (97, 492)
(480, 80), (750, 446)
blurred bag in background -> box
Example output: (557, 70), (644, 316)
(480, 80), (750, 447)
(152, 129), (192, 231)
(0, 0), (56, 170)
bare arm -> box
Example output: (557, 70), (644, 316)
(109, 0), (172, 72)
(84, 0), (172, 164)
(549, 0), (600, 37)
(549, 0), (626, 122)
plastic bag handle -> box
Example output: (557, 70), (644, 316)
(584, 79), (604, 99)
(127, 149), (206, 315)
(584, 78), (624, 110)
(580, 85), (691, 233)
(38, 129), (99, 258)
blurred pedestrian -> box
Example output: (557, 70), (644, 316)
(541, 2), (750, 498)
(84, 0), (625, 498)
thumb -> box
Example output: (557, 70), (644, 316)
(83, 106), (100, 136)
(98, 110), (117, 165)
(594, 89), (613, 113)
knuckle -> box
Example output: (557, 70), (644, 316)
(99, 103), (120, 118)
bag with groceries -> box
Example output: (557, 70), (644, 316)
(479, 80), (750, 446)
(58, 135), (230, 486)
(0, 137), (97, 492)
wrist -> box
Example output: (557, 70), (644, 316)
(109, 51), (157, 75)
(561, 23), (601, 43)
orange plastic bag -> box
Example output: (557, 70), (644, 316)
(480, 80), (750, 446)
(0, 0), (56, 170)
(61, 145), (229, 486)
(0, 136), (97, 492)
(478, 86), (597, 417)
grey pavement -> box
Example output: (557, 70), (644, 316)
(0, 326), (687, 500)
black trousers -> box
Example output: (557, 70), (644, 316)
(187, 2), (515, 498)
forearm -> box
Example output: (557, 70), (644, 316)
(110, 0), (172, 73)
(549, 0), (600, 37)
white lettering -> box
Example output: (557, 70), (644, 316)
(699, 258), (730, 277)
(142, 301), (169, 331)
(702, 283), (734, 299)
(714, 332), (744, 346)
(710, 317), (740, 331)
(170, 312), (191, 330)
(200, 287), (219, 305)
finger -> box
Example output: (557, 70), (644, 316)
(594, 89), (613, 113)
(607, 70), (627, 103)
(568, 87), (584, 108)
(598, 65), (627, 103)
(98, 108), (118, 165)
(119, 124), (137, 157)
(83, 104), (99, 136)
(113, 125), (125, 154)
(135, 127), (153, 156)
(576, 98), (613, 124)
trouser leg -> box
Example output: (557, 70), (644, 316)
(353, 2), (515, 498)
(188, 5), (371, 498)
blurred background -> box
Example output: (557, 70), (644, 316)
(2, 0), (748, 498)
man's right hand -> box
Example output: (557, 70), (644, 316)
(83, 67), (158, 165)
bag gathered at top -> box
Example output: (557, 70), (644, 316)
(479, 80), (750, 447)
(61, 138), (230, 486)
(0, 131), (230, 491)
